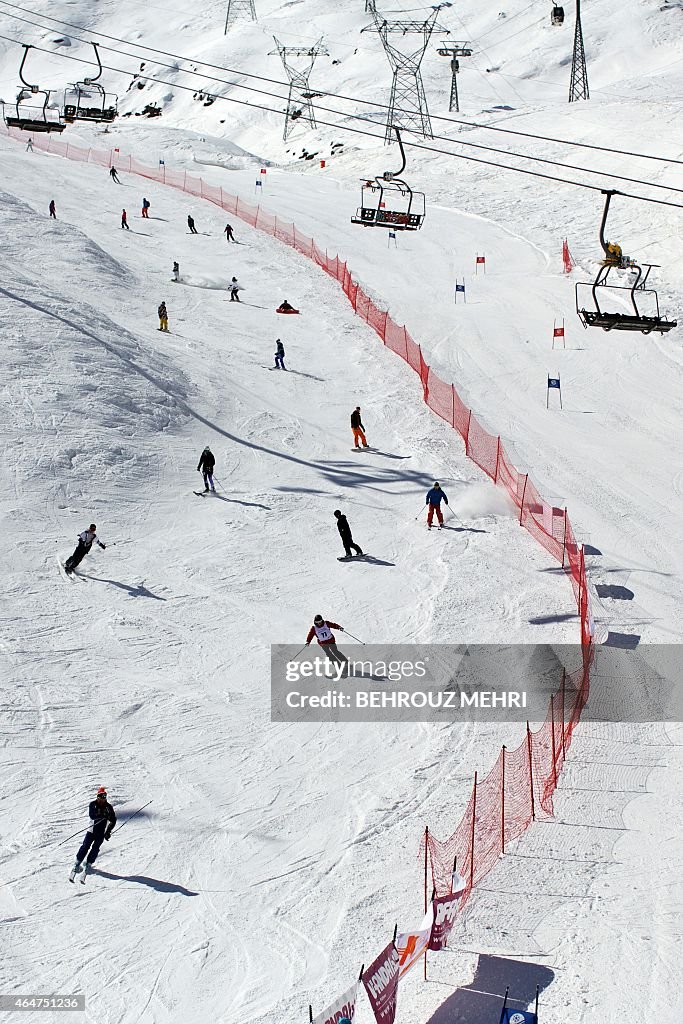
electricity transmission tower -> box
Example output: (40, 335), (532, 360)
(224, 0), (256, 33)
(363, 3), (451, 143)
(436, 40), (472, 112)
(270, 37), (329, 141)
(568, 0), (589, 102)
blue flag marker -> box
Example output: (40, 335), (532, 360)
(500, 1010), (538, 1024)
(547, 374), (562, 409)
(454, 279), (466, 303)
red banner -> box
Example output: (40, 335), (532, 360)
(362, 943), (400, 1024)
(428, 893), (460, 951)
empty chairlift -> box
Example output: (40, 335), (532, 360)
(576, 190), (677, 336)
(2, 44), (65, 133)
(63, 43), (118, 124)
(351, 127), (426, 231)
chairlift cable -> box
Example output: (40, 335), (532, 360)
(1, 0), (682, 168)
(1, 15), (682, 201)
(2, 32), (683, 211)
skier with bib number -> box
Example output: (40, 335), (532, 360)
(426, 482), (449, 529)
(305, 615), (348, 674)
(70, 786), (116, 883)
(64, 525), (106, 574)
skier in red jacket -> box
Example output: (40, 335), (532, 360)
(305, 615), (348, 673)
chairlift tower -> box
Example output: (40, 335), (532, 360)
(568, 0), (589, 102)
(363, 3), (451, 144)
(224, 0), (256, 34)
(270, 37), (329, 141)
(436, 40), (472, 112)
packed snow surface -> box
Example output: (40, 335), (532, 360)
(0, 2), (681, 1023)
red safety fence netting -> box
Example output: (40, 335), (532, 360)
(2, 125), (597, 955)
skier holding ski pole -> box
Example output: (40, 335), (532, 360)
(426, 482), (449, 530)
(69, 787), (116, 884)
(305, 615), (348, 674)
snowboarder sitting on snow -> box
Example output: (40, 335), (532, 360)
(277, 299), (294, 312)
(141, 197), (150, 218)
(197, 446), (216, 492)
(305, 615), (348, 673)
(351, 406), (369, 449)
(158, 302), (169, 332)
(70, 786), (116, 882)
(49, 199), (56, 219)
(274, 339), (286, 370)
(109, 166), (121, 183)
(224, 223), (236, 242)
(334, 510), (363, 558)
(426, 481), (449, 529)
(187, 214), (198, 235)
(172, 261), (180, 282)
(64, 524), (106, 574)
(228, 277), (241, 302)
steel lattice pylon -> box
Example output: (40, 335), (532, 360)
(270, 37), (329, 141)
(224, 0), (256, 33)
(568, 0), (589, 102)
(363, 3), (450, 143)
(436, 40), (472, 113)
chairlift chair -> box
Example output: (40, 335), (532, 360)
(3, 45), (65, 133)
(576, 190), (677, 335)
(63, 43), (118, 124)
(351, 127), (426, 231)
(551, 5), (564, 25)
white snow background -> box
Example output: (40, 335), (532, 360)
(0, 1), (681, 1023)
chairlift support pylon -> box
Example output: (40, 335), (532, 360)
(63, 43), (118, 124)
(2, 44), (65, 133)
(351, 127), (425, 231)
(576, 190), (677, 335)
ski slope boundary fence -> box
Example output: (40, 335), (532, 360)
(3, 126), (598, 1007)
(2, 127), (599, 646)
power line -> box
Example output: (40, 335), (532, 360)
(1, 34), (683, 211)
(1, 0), (682, 169)
(1, 12), (681, 203)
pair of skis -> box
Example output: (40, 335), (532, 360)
(69, 863), (92, 885)
(57, 557), (86, 582)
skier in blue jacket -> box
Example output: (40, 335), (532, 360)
(426, 482), (448, 529)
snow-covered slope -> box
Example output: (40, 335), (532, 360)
(0, 2), (681, 1023)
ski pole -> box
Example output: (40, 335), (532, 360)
(56, 825), (92, 848)
(111, 800), (153, 836)
(342, 629), (366, 645)
(290, 644), (311, 660)
(415, 504), (428, 520)
(445, 504), (461, 524)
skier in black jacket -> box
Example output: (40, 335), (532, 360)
(197, 447), (216, 492)
(64, 524), (106, 574)
(334, 510), (363, 558)
(70, 787), (116, 881)
(350, 406), (369, 449)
